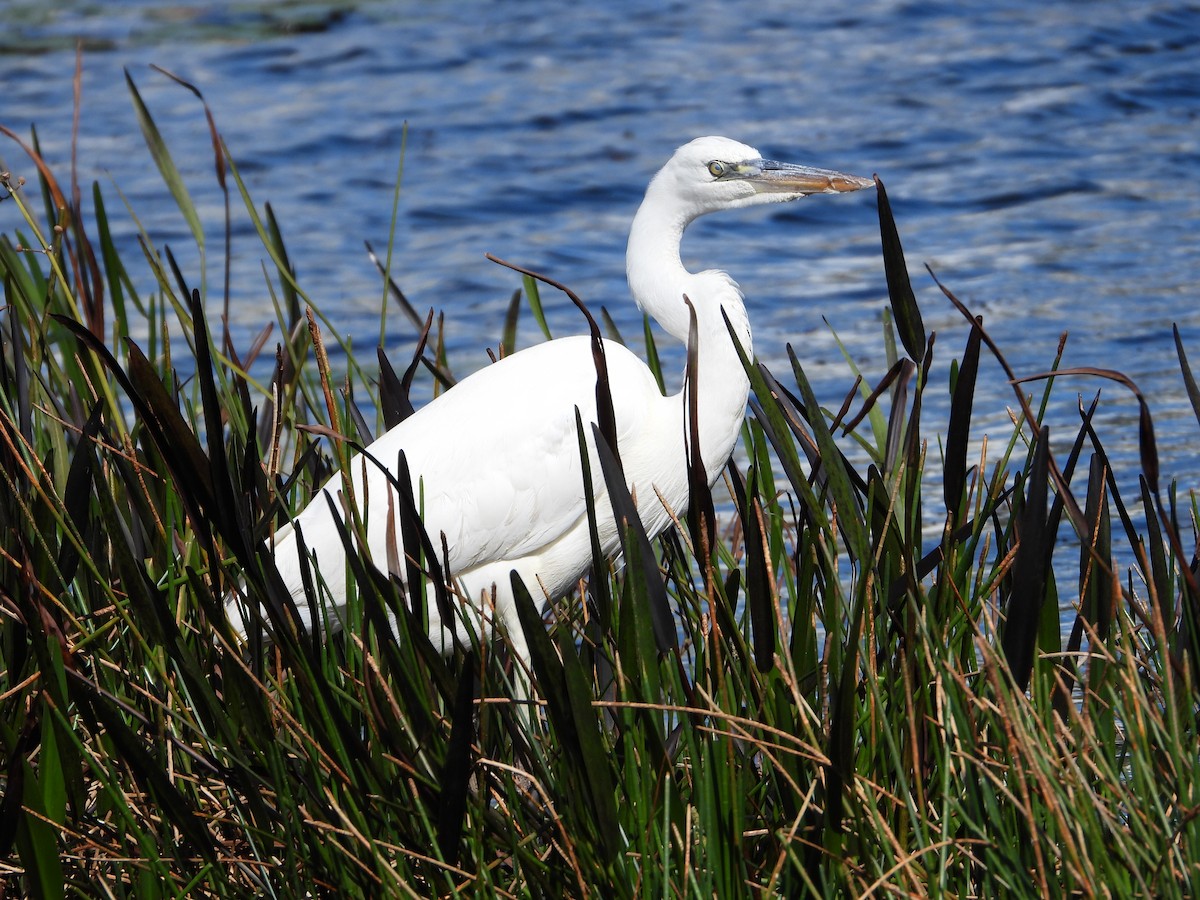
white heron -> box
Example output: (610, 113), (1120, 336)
(227, 136), (872, 670)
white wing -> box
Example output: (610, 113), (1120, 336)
(281, 334), (678, 597)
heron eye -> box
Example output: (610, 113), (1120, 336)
(708, 160), (727, 178)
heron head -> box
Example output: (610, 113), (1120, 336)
(657, 135), (874, 217)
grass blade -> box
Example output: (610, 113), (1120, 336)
(874, 177), (925, 363)
(124, 70), (204, 253)
(1002, 430), (1051, 691)
(944, 321), (981, 517)
(1174, 324), (1200, 429)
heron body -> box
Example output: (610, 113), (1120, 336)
(229, 136), (872, 667)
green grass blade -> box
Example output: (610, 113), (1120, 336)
(523, 273), (553, 341)
(124, 70), (204, 254)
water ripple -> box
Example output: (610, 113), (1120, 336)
(0, 0), (1195, 498)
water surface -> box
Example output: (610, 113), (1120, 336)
(3, 0), (1197, 562)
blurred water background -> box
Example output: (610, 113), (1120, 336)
(2, 1), (1198, 578)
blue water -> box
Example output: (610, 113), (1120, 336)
(3, 2), (1198, 576)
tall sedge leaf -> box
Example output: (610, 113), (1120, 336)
(642, 312), (666, 394)
(394, 309), (439, 423)
(35, 716), (67, 864)
(189, 288), (246, 557)
(683, 296), (717, 573)
(125, 70), (204, 253)
(1139, 475), (1172, 630)
(146, 65), (232, 322)
(7, 295), (33, 458)
(500, 288), (521, 358)
(588, 318), (620, 471)
(729, 461), (774, 671)
(883, 358), (913, 474)
(92, 183), (132, 338)
(54, 401), (103, 584)
(1082, 452), (1113, 648)
(1057, 452), (1113, 717)
(1174, 323), (1200, 429)
(821, 578), (871, 858)
(874, 177), (925, 363)
(575, 410), (612, 629)
(1003, 429), (1051, 691)
(523, 273), (553, 341)
(0, 692), (33, 862)
(16, 756), (65, 900)
(600, 307), (624, 345)
(376, 346), (409, 429)
(436, 656), (477, 864)
(904, 336), (933, 541)
(944, 322), (982, 517)
(266, 202), (301, 329)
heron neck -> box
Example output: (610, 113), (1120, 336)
(626, 190), (695, 345)
(626, 188), (753, 487)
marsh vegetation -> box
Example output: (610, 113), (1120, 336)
(2, 72), (1198, 898)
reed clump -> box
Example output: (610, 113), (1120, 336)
(1, 71), (1198, 898)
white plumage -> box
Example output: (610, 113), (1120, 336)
(228, 136), (873, 669)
